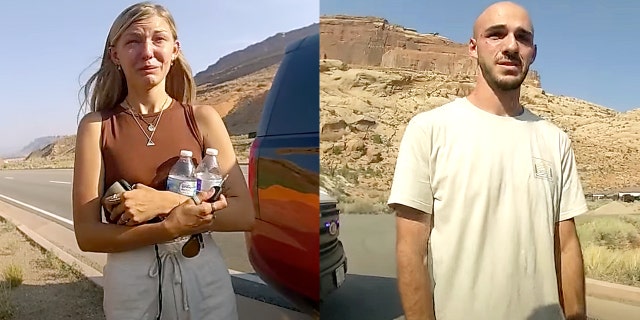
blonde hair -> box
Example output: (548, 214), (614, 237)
(80, 1), (196, 114)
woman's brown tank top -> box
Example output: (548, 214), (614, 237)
(100, 100), (205, 217)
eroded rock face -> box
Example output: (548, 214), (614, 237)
(320, 15), (541, 87)
(320, 59), (640, 201)
(195, 64), (278, 136)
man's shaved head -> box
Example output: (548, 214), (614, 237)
(473, 2), (534, 40)
(469, 1), (536, 92)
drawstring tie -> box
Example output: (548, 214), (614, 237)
(148, 246), (190, 313)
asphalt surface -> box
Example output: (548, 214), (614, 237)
(320, 214), (403, 320)
(0, 169), (74, 223)
(320, 214), (640, 320)
(0, 168), (304, 314)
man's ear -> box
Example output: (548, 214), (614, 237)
(469, 38), (478, 59)
(531, 44), (537, 64)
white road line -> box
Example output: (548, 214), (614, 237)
(49, 181), (72, 184)
(0, 193), (266, 285)
(0, 194), (74, 226)
(4, 177), (14, 180)
(229, 269), (267, 285)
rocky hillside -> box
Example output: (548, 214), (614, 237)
(1, 136), (62, 158)
(197, 64), (279, 136)
(198, 23), (319, 135)
(25, 135), (76, 160)
(194, 23), (318, 86)
(1, 135), (76, 169)
(319, 16), (640, 211)
(320, 60), (640, 207)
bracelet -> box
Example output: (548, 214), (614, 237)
(191, 194), (201, 205)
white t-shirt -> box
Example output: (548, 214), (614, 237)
(388, 97), (588, 320)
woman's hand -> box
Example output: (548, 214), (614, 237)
(163, 191), (229, 238)
(103, 184), (185, 226)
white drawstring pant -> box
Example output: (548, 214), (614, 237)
(102, 234), (238, 320)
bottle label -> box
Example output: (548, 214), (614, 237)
(197, 178), (216, 192)
(167, 177), (198, 197)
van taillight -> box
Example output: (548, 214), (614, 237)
(248, 137), (261, 217)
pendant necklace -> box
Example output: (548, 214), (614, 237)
(139, 115), (160, 132)
(123, 96), (171, 146)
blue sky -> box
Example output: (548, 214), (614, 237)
(321, 0), (639, 113)
(0, 0), (318, 155)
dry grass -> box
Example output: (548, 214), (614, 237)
(586, 199), (613, 211)
(576, 214), (640, 287)
(337, 196), (390, 214)
(230, 135), (253, 163)
(1, 157), (74, 170)
(581, 246), (640, 286)
(321, 164), (393, 214)
(336, 190), (392, 214)
(1, 265), (23, 289)
(0, 219), (104, 319)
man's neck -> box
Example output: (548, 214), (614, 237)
(125, 83), (170, 114)
(467, 78), (523, 117)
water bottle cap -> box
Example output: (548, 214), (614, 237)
(180, 150), (193, 157)
(205, 148), (218, 156)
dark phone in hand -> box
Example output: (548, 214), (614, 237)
(118, 179), (133, 191)
(103, 179), (134, 223)
(210, 174), (228, 202)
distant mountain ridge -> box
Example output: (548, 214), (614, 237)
(1, 136), (62, 158)
(194, 23), (318, 86)
(195, 23), (319, 136)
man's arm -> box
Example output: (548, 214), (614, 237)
(555, 136), (588, 319)
(555, 218), (586, 320)
(396, 204), (435, 320)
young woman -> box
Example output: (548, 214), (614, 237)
(72, 2), (255, 319)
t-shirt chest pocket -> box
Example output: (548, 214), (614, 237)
(526, 157), (559, 205)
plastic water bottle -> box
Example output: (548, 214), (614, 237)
(195, 148), (223, 192)
(166, 150), (198, 197)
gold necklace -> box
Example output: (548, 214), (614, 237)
(122, 96), (171, 146)
(136, 112), (161, 132)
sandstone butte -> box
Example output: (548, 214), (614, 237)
(319, 15), (640, 201)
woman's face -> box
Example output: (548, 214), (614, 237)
(110, 15), (179, 90)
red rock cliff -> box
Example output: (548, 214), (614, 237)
(320, 15), (540, 87)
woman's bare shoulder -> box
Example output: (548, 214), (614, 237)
(192, 104), (222, 120)
(78, 111), (104, 127)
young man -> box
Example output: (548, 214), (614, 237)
(388, 2), (588, 320)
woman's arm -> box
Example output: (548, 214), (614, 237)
(193, 105), (256, 232)
(105, 184), (190, 225)
(71, 112), (204, 252)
